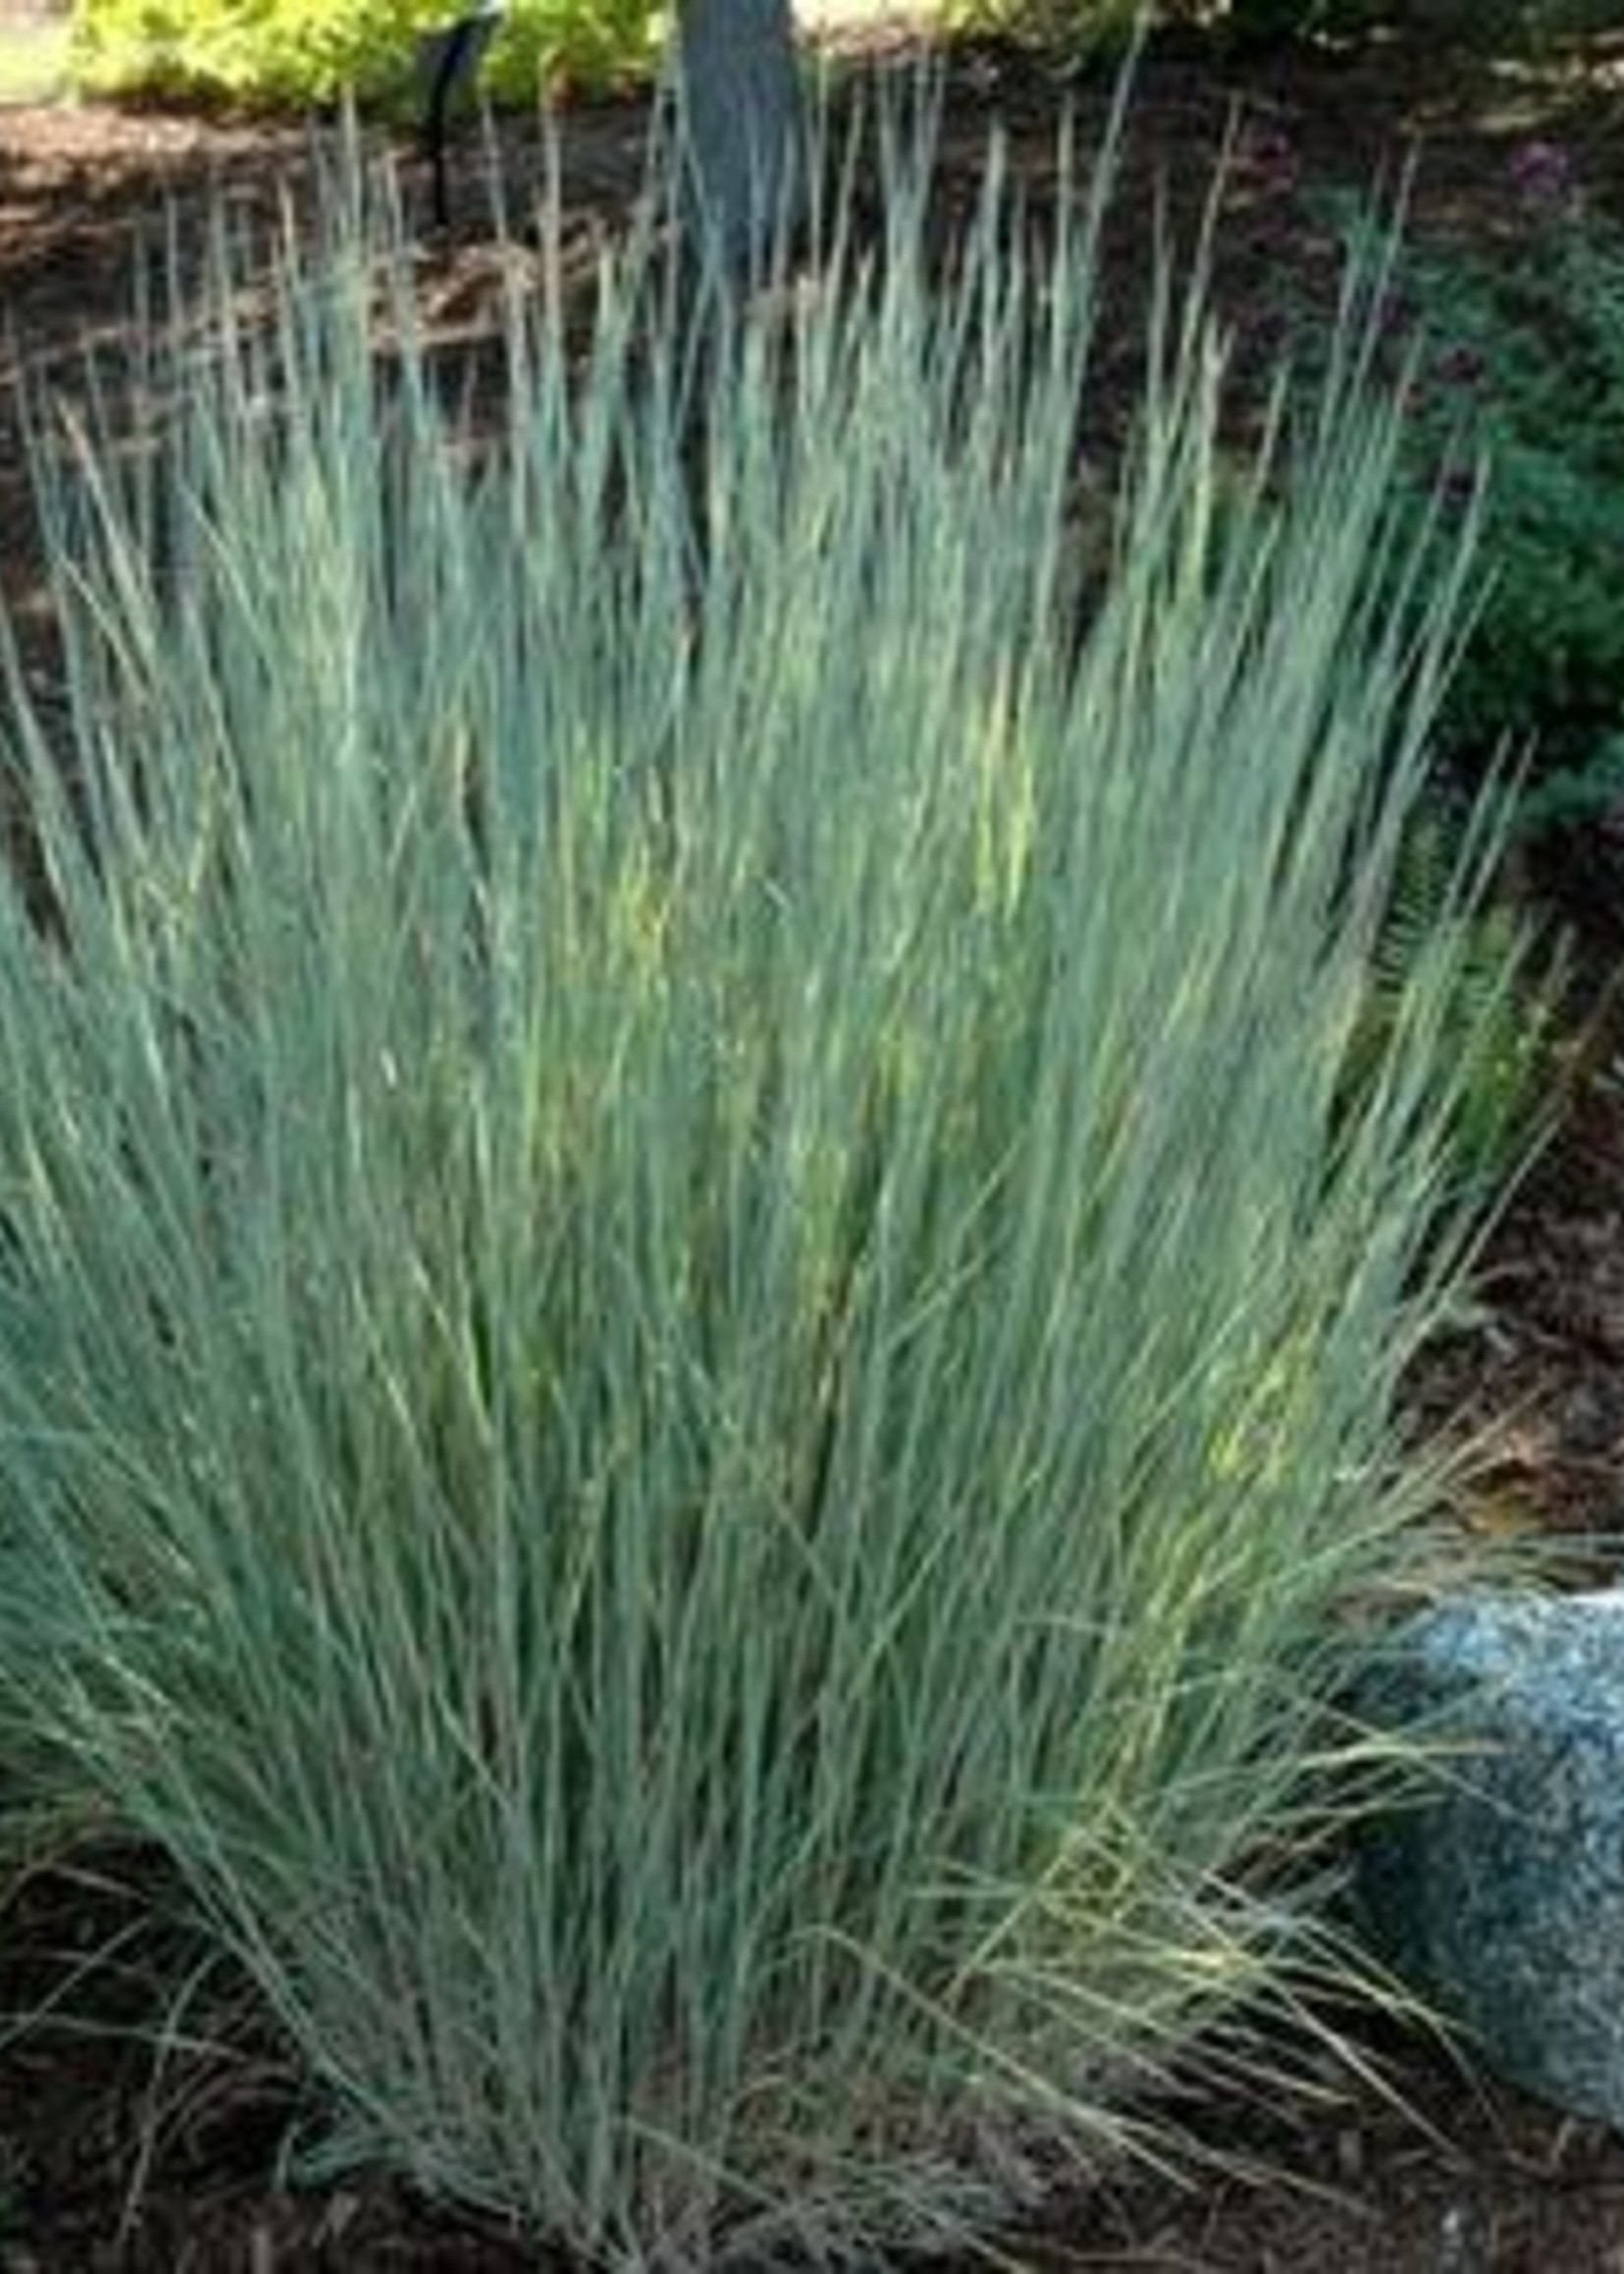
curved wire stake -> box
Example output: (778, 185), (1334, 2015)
(418, 4), (506, 229)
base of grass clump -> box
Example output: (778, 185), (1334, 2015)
(0, 90), (1515, 2269)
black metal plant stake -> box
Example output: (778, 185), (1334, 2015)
(419, 4), (505, 228)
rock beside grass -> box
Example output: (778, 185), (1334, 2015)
(1357, 1590), (1624, 2127)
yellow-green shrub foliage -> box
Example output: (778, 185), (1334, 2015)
(936, 0), (1141, 54)
(71, 0), (665, 104)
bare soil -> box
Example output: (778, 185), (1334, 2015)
(5, 22), (1624, 2268)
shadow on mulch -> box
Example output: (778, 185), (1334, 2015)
(5, 21), (1624, 2268)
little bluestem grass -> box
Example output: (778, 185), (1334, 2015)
(0, 110), (1513, 2267)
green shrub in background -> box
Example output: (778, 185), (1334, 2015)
(1216, 0), (1624, 44)
(1353, 809), (1556, 1195)
(1313, 154), (1624, 836)
(944, 1), (1624, 58)
(0, 117), (1509, 2265)
(67, 0), (1624, 104)
(71, 0), (664, 103)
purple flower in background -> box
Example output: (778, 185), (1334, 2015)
(1439, 461), (1479, 517)
(1239, 124), (1300, 195)
(1435, 341), (1486, 386)
(1508, 139), (1578, 210)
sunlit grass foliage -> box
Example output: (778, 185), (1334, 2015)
(0, 109), (1506, 2265)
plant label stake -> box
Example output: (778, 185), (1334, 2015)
(418, 4), (504, 230)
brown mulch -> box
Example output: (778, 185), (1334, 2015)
(5, 22), (1624, 2268)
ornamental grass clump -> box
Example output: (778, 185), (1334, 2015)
(0, 121), (1507, 2267)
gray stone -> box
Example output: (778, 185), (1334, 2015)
(1357, 1589), (1624, 2127)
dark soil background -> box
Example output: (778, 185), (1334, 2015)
(7, 18), (1624, 2267)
